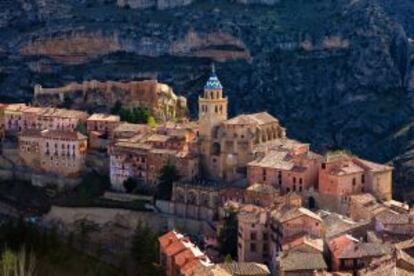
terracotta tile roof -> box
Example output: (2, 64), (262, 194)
(19, 129), (87, 140)
(328, 234), (359, 259)
(159, 231), (183, 250)
(87, 113), (120, 122)
(217, 262), (270, 275)
(283, 235), (324, 253)
(224, 112), (278, 126)
(375, 210), (414, 225)
(279, 252), (327, 272)
(238, 204), (267, 224)
(114, 123), (148, 133)
(318, 210), (370, 239)
(19, 129), (43, 138)
(247, 183), (279, 194)
(41, 129), (87, 140)
(181, 258), (203, 275)
(164, 240), (187, 257)
(352, 158), (393, 172)
(248, 150), (294, 170)
(175, 248), (196, 268)
(272, 207), (322, 223)
(325, 154), (392, 176)
(40, 108), (88, 119)
(338, 242), (390, 259)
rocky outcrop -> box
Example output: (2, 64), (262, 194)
(21, 32), (121, 64)
(170, 30), (251, 62)
(117, 0), (193, 10)
(34, 80), (188, 121)
(2, 0), (414, 200)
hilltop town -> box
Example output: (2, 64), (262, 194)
(0, 68), (413, 276)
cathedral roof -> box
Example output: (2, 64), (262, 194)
(204, 66), (223, 90)
(224, 112), (278, 126)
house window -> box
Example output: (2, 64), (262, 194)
(321, 163), (326, 169)
(293, 177), (296, 184)
(263, 233), (268, 240)
(251, 232), (256, 240)
(250, 243), (256, 252)
(362, 174), (365, 184)
(352, 178), (356, 186)
(262, 169), (267, 181)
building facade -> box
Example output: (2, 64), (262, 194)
(109, 124), (199, 191)
(198, 68), (286, 183)
(248, 139), (322, 194)
(18, 129), (87, 177)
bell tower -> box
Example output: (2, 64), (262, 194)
(198, 64), (228, 180)
(198, 64), (228, 138)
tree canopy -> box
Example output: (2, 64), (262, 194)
(157, 163), (179, 201)
(218, 209), (238, 259)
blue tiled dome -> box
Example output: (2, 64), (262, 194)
(204, 67), (223, 90)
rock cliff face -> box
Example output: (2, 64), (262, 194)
(117, 0), (193, 10)
(1, 0), (414, 200)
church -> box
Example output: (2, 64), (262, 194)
(198, 66), (286, 183)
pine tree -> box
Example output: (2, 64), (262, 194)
(218, 209), (238, 259)
(157, 163), (179, 200)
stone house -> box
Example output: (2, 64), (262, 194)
(319, 153), (393, 202)
(278, 252), (327, 276)
(330, 240), (390, 273)
(247, 139), (322, 194)
(18, 129), (87, 177)
(158, 230), (212, 276)
(374, 211), (414, 236)
(112, 122), (149, 140)
(348, 193), (389, 221)
(237, 204), (270, 263)
(109, 126), (199, 191)
(4, 103), (29, 133)
(35, 108), (88, 131)
(86, 113), (121, 149)
(270, 206), (324, 273)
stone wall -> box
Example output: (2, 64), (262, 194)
(34, 80), (188, 122)
(44, 206), (215, 236)
(0, 147), (81, 189)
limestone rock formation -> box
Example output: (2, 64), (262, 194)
(34, 80), (188, 122)
(1, 0), (414, 200)
(117, 0), (193, 10)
